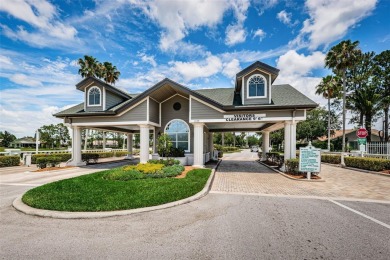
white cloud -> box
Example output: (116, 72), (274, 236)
(276, 10), (291, 25)
(274, 50), (326, 107)
(9, 74), (43, 87)
(253, 28), (266, 41)
(171, 56), (223, 82)
(293, 0), (377, 50)
(276, 50), (325, 76)
(139, 0), (228, 51)
(0, 0), (78, 48)
(225, 24), (247, 46)
(138, 53), (157, 67)
(255, 0), (278, 14)
(222, 59), (241, 78)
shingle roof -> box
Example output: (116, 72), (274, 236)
(271, 85), (317, 107)
(55, 83), (317, 117)
(194, 88), (235, 106)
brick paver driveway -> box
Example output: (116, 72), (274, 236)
(211, 150), (390, 201)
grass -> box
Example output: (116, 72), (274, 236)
(22, 168), (211, 212)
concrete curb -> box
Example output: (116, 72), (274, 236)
(13, 165), (218, 219)
(322, 162), (390, 177)
(258, 161), (325, 182)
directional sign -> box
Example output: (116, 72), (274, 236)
(357, 138), (366, 145)
(356, 128), (368, 138)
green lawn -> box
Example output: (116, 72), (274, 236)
(22, 168), (211, 212)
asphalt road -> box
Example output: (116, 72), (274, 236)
(0, 158), (389, 259)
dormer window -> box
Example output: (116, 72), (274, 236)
(88, 87), (101, 106)
(247, 74), (267, 98)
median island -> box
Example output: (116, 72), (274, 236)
(22, 159), (211, 212)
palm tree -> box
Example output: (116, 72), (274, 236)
(77, 55), (99, 78)
(325, 40), (360, 166)
(374, 50), (390, 141)
(315, 75), (341, 151)
(102, 62), (121, 85)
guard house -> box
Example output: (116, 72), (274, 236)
(54, 61), (318, 167)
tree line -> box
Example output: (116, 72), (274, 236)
(78, 55), (121, 84)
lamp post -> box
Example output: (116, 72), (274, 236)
(35, 129), (40, 154)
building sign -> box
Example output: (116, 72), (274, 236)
(224, 114), (266, 122)
(299, 144), (321, 173)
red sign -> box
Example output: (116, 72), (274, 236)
(356, 128), (368, 138)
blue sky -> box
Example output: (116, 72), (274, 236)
(0, 0), (389, 137)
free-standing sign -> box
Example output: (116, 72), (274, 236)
(357, 138), (367, 145)
(299, 144), (321, 173)
(223, 113), (266, 122)
(356, 128), (368, 138)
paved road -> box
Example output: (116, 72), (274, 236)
(0, 152), (389, 259)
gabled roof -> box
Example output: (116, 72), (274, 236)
(236, 61), (279, 78)
(76, 77), (132, 99)
(318, 129), (380, 141)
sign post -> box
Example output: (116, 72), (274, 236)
(299, 142), (321, 179)
(356, 128), (368, 155)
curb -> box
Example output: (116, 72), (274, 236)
(258, 161), (325, 182)
(13, 166), (218, 219)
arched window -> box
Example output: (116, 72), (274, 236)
(88, 87), (101, 106)
(248, 74), (266, 98)
(165, 119), (190, 152)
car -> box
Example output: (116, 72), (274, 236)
(250, 145), (259, 152)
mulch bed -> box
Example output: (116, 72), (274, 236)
(175, 166), (196, 179)
(380, 170), (390, 175)
(284, 172), (322, 180)
(34, 166), (75, 172)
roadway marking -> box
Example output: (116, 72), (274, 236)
(0, 183), (40, 187)
(329, 199), (390, 230)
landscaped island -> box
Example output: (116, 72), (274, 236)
(22, 160), (211, 212)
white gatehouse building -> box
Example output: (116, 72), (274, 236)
(55, 61), (318, 167)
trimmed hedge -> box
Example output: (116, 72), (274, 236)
(285, 159), (299, 175)
(321, 155), (341, 164)
(0, 156), (20, 167)
(32, 151), (132, 164)
(36, 156), (62, 169)
(345, 157), (390, 172)
(214, 145), (240, 153)
(321, 154), (390, 171)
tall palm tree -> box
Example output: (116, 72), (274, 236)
(325, 40), (360, 166)
(315, 75), (341, 151)
(77, 55), (99, 78)
(374, 50), (390, 141)
(102, 62), (121, 85)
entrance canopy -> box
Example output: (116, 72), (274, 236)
(54, 61), (318, 167)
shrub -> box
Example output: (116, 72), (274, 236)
(36, 156), (61, 169)
(285, 159), (299, 175)
(345, 157), (390, 172)
(103, 169), (144, 181)
(321, 155), (341, 164)
(162, 164), (185, 177)
(82, 153), (99, 164)
(148, 158), (180, 166)
(168, 147), (185, 157)
(0, 156), (20, 167)
(218, 151), (223, 158)
(114, 151), (130, 157)
(135, 163), (164, 174)
(214, 145), (240, 153)
(32, 153), (71, 164)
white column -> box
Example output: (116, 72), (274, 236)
(290, 122), (297, 159)
(125, 133), (133, 159)
(139, 125), (150, 164)
(84, 129), (88, 151)
(67, 126), (86, 166)
(208, 132), (214, 153)
(150, 127), (156, 153)
(193, 123), (204, 168)
(102, 131), (106, 149)
(261, 131), (270, 161)
(284, 121), (291, 160)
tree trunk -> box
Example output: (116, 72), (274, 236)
(385, 107), (389, 142)
(359, 113), (364, 127)
(327, 97), (331, 151)
(365, 113), (372, 143)
(341, 70), (346, 166)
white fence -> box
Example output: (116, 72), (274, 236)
(366, 142), (389, 157)
(0, 148), (129, 157)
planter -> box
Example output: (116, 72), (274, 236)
(159, 156), (188, 166)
